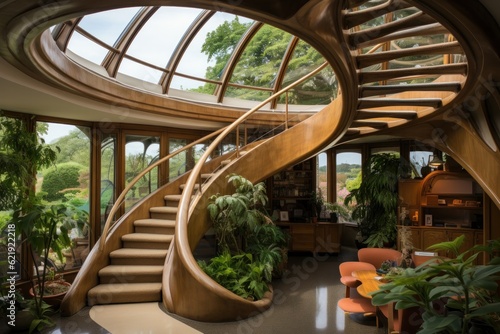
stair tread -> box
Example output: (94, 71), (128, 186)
(122, 233), (173, 242)
(149, 207), (178, 213)
(110, 248), (168, 258)
(164, 194), (182, 200)
(89, 282), (162, 293)
(134, 218), (176, 227)
(99, 265), (163, 275)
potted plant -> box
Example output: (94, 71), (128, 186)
(10, 203), (79, 332)
(371, 235), (500, 333)
(309, 189), (324, 222)
(344, 153), (408, 248)
(200, 174), (287, 300)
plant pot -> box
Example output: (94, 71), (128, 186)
(5, 308), (35, 332)
(29, 281), (71, 309)
(330, 213), (338, 223)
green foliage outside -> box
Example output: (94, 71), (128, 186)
(193, 17), (338, 104)
(41, 163), (85, 201)
(199, 174), (287, 300)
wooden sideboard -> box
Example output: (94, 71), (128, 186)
(277, 222), (343, 254)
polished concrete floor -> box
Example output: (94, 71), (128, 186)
(9, 247), (386, 334)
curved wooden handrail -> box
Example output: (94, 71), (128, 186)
(98, 127), (226, 251)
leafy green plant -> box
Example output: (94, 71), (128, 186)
(10, 203), (84, 333)
(198, 252), (269, 300)
(202, 174), (287, 300)
(371, 235), (500, 333)
(344, 153), (408, 247)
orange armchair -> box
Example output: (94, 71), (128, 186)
(339, 261), (376, 298)
(358, 248), (402, 269)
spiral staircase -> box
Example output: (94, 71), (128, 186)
(2, 0), (497, 324)
(53, 0), (481, 322)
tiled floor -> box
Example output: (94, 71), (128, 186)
(5, 247), (386, 333)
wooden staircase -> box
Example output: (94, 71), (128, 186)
(87, 176), (211, 306)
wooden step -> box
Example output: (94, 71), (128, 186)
(351, 120), (388, 129)
(355, 109), (417, 120)
(134, 218), (175, 234)
(358, 63), (467, 84)
(358, 98), (442, 109)
(121, 233), (172, 249)
(356, 42), (463, 68)
(98, 265), (163, 284)
(359, 82), (462, 97)
(149, 206), (177, 220)
(356, 23), (448, 49)
(344, 0), (414, 29)
(109, 248), (168, 266)
(88, 282), (162, 306)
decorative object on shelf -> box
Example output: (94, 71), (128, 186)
(424, 214), (433, 226)
(279, 211), (289, 222)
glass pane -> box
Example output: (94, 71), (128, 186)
(230, 25), (292, 91)
(101, 134), (116, 232)
(410, 146), (433, 179)
(125, 135), (160, 210)
(37, 122), (91, 271)
(317, 152), (327, 201)
(189, 15), (252, 95)
(169, 138), (188, 179)
(176, 12), (252, 89)
(126, 7), (203, 68)
(280, 40), (336, 105)
(78, 7), (141, 46)
(67, 31), (110, 64)
(336, 151), (362, 222)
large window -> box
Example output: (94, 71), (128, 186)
(335, 150), (362, 223)
(37, 122), (91, 271)
(124, 134), (160, 210)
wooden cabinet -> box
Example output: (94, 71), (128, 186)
(289, 224), (315, 251)
(315, 223), (343, 253)
(398, 172), (486, 260)
(398, 226), (483, 263)
(279, 222), (342, 254)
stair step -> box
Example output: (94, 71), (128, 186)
(149, 206), (177, 220)
(110, 248), (168, 265)
(122, 233), (172, 249)
(98, 265), (163, 284)
(134, 219), (175, 234)
(88, 282), (162, 306)
(358, 98), (443, 109)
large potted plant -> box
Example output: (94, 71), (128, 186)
(10, 203), (82, 332)
(344, 153), (408, 248)
(371, 235), (500, 333)
(199, 174), (287, 300)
